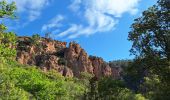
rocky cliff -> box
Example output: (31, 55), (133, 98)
(16, 36), (121, 78)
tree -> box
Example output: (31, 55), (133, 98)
(31, 34), (41, 46)
(127, 0), (170, 99)
(0, 0), (17, 62)
(128, 0), (170, 80)
(84, 76), (146, 100)
(0, 0), (16, 18)
(97, 77), (125, 99)
(128, 0), (170, 60)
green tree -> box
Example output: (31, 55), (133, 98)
(0, 0), (16, 18)
(97, 77), (125, 99)
(127, 0), (170, 99)
(85, 77), (146, 100)
(31, 34), (41, 45)
(0, 0), (17, 62)
(0, 31), (17, 61)
(128, 0), (170, 60)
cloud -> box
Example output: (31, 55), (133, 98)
(69, 0), (82, 12)
(57, 24), (82, 38)
(57, 0), (140, 39)
(7, 0), (50, 21)
(41, 15), (64, 32)
(36, 0), (140, 39)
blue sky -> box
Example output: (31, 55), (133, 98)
(4, 0), (157, 61)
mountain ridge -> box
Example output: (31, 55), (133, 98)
(16, 36), (121, 78)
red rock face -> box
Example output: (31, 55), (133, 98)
(64, 42), (120, 78)
(64, 42), (93, 77)
(16, 37), (120, 78)
(16, 37), (73, 77)
(89, 56), (112, 78)
(17, 51), (34, 65)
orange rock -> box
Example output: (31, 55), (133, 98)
(16, 37), (120, 78)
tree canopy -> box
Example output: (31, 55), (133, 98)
(127, 0), (170, 99)
(0, 0), (17, 62)
(128, 0), (170, 60)
(0, 0), (16, 18)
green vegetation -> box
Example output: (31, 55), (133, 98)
(31, 34), (41, 46)
(0, 62), (87, 100)
(83, 77), (146, 100)
(0, 0), (17, 63)
(0, 30), (16, 62)
(0, 0), (16, 18)
(109, 60), (131, 68)
(127, 0), (170, 99)
(0, 0), (169, 100)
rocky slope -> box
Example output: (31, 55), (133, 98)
(16, 36), (121, 78)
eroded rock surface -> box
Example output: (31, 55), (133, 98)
(16, 37), (120, 78)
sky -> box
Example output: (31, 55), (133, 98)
(3, 0), (157, 62)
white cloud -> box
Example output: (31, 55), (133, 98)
(57, 24), (82, 38)
(69, 0), (82, 12)
(88, 0), (140, 17)
(7, 0), (50, 21)
(58, 0), (140, 39)
(41, 15), (64, 32)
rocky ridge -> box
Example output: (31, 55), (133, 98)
(16, 36), (121, 78)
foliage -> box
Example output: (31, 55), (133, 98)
(139, 75), (161, 99)
(0, 0), (16, 18)
(85, 77), (146, 100)
(0, 0), (17, 62)
(116, 88), (146, 100)
(97, 77), (125, 99)
(109, 59), (131, 68)
(79, 72), (94, 98)
(0, 63), (34, 100)
(128, 0), (170, 60)
(0, 24), (17, 62)
(31, 34), (41, 46)
(0, 62), (86, 100)
(123, 58), (146, 91)
(127, 0), (170, 99)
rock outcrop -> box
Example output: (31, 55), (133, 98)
(89, 56), (112, 78)
(64, 42), (93, 77)
(16, 37), (121, 78)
